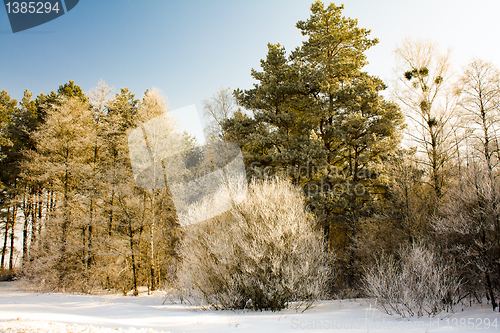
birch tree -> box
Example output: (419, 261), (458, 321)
(392, 38), (458, 200)
(203, 88), (237, 142)
(433, 59), (500, 312)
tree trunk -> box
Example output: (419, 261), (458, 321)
(22, 191), (32, 266)
(9, 207), (17, 270)
(108, 187), (115, 236)
(37, 193), (43, 253)
(485, 271), (498, 311)
(61, 150), (70, 257)
(150, 191), (156, 292)
(29, 196), (38, 261)
(128, 217), (138, 296)
(1, 207), (9, 269)
(22, 207), (30, 266)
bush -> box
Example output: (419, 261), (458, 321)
(363, 243), (461, 318)
(176, 178), (332, 311)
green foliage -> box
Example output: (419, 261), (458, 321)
(404, 70), (413, 81)
(56, 80), (89, 104)
(224, 1), (404, 289)
(11, 82), (181, 295)
(0, 90), (17, 152)
(405, 67), (430, 81)
(107, 88), (140, 132)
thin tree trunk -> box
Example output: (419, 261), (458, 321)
(1, 207), (10, 269)
(128, 216), (138, 296)
(150, 191), (156, 292)
(87, 151), (98, 269)
(1, 222), (8, 270)
(9, 206), (17, 270)
(82, 227), (86, 265)
(485, 271), (498, 311)
(36, 192), (43, 253)
(29, 195), (38, 261)
(22, 193), (31, 266)
(108, 188), (114, 236)
(139, 124), (156, 293)
(87, 224), (93, 268)
(61, 149), (70, 257)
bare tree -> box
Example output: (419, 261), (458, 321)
(203, 88), (237, 142)
(137, 88), (168, 292)
(392, 38), (459, 200)
(133, 88), (183, 292)
(434, 59), (500, 312)
(457, 59), (500, 180)
(434, 164), (500, 312)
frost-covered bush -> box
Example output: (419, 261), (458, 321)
(176, 178), (332, 311)
(363, 243), (461, 318)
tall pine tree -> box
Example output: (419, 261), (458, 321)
(226, 1), (404, 290)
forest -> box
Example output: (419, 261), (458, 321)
(1, 1), (499, 316)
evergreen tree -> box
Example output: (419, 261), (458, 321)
(27, 95), (95, 284)
(226, 1), (404, 290)
(0, 90), (18, 271)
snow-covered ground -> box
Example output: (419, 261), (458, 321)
(0, 281), (499, 333)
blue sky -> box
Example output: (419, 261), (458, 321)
(1, 0), (500, 115)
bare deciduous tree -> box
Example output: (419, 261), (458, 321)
(457, 59), (500, 179)
(433, 164), (500, 312)
(203, 88), (237, 142)
(392, 38), (459, 200)
(431, 60), (500, 312)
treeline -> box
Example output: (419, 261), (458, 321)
(0, 0), (499, 313)
(0, 83), (181, 294)
(210, 2), (500, 311)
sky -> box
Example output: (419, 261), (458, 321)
(1, 0), (500, 138)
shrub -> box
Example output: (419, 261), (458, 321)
(176, 178), (332, 311)
(363, 243), (461, 318)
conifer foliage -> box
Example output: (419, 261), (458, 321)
(227, 1), (405, 290)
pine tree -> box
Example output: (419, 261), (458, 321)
(0, 90), (18, 271)
(226, 1), (404, 289)
(27, 95), (95, 285)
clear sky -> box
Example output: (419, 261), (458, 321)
(1, 0), (500, 115)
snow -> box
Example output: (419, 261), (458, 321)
(0, 319), (168, 333)
(0, 281), (499, 333)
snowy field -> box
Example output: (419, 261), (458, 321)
(0, 282), (499, 333)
